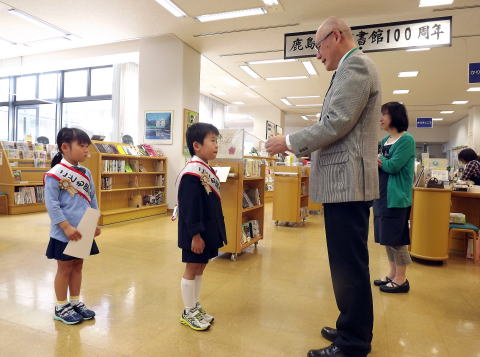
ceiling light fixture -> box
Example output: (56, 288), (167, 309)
(263, 0), (279, 5)
(393, 90), (410, 94)
(301, 115), (309, 121)
(441, 110), (454, 114)
(248, 59), (296, 65)
(419, 0), (454, 7)
(196, 7), (267, 23)
(240, 65), (261, 79)
(266, 76), (308, 81)
(231, 101), (245, 105)
(467, 87), (480, 92)
(281, 98), (292, 106)
(7, 8), (70, 36)
(155, 0), (187, 17)
(398, 71), (419, 78)
(452, 100), (468, 104)
(433, 118), (443, 121)
(286, 95), (321, 99)
(213, 91), (227, 96)
(406, 47), (431, 52)
(302, 61), (318, 76)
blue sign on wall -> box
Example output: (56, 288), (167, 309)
(416, 118), (433, 128)
(469, 63), (480, 83)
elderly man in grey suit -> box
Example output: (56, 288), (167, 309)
(267, 17), (381, 357)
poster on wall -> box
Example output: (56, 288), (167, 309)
(183, 109), (199, 156)
(266, 121), (276, 140)
(217, 129), (244, 160)
(144, 111), (173, 144)
(276, 125), (283, 135)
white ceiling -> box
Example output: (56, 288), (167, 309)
(1, 0), (480, 128)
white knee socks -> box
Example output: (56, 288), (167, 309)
(181, 278), (196, 312)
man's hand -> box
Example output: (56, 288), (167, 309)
(94, 227), (101, 237)
(191, 234), (205, 254)
(266, 135), (288, 156)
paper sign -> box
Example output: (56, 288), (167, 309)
(63, 208), (100, 259)
(213, 166), (231, 183)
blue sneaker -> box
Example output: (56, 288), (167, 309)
(54, 303), (83, 325)
(72, 302), (96, 320)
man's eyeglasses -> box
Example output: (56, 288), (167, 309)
(315, 31), (342, 52)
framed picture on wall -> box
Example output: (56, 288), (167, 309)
(183, 109), (199, 156)
(266, 120), (276, 140)
(276, 125), (283, 135)
(144, 111), (173, 144)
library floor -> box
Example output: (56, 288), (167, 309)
(0, 204), (479, 357)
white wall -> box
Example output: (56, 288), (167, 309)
(447, 106), (480, 152)
(226, 104), (283, 140)
(448, 116), (469, 149)
(138, 35), (201, 209)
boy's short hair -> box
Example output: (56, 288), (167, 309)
(186, 123), (220, 156)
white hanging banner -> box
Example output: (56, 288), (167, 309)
(284, 16), (452, 59)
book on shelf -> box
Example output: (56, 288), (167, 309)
(125, 163), (133, 173)
(243, 159), (262, 177)
(241, 220), (261, 244)
(7, 149), (20, 159)
(116, 145), (126, 155)
(103, 159), (126, 173)
(14, 186), (43, 205)
(142, 145), (157, 157)
(13, 170), (21, 182)
(155, 175), (165, 187)
(243, 188), (261, 208)
(22, 150), (34, 160)
(34, 144), (45, 151)
(101, 177), (113, 190)
(137, 146), (149, 156)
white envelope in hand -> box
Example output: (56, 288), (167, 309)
(63, 208), (100, 259)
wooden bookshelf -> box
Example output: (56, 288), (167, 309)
(0, 142), (50, 214)
(211, 159), (266, 261)
(83, 140), (168, 225)
(272, 166), (310, 225)
(244, 156), (279, 202)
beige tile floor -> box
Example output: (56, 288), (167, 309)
(0, 204), (479, 357)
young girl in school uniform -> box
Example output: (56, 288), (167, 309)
(44, 127), (101, 325)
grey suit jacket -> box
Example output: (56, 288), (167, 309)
(289, 50), (381, 204)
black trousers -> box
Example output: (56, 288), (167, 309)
(323, 201), (373, 356)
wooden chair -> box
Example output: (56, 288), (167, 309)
(449, 223), (479, 263)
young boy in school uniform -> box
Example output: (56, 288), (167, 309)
(175, 123), (227, 331)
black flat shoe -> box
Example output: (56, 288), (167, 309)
(373, 277), (392, 286)
(307, 344), (348, 357)
(321, 327), (338, 342)
(380, 280), (410, 293)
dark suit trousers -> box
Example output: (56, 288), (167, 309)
(323, 201), (373, 356)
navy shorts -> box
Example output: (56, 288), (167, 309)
(182, 248), (218, 264)
(46, 237), (99, 261)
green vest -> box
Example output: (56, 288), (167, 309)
(379, 133), (416, 208)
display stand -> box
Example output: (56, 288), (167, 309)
(0, 142), (51, 214)
(244, 155), (278, 202)
(272, 166), (310, 225)
(83, 141), (168, 225)
(210, 159), (265, 261)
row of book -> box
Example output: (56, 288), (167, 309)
(102, 159), (164, 173)
(242, 188), (261, 209)
(101, 175), (165, 191)
(243, 159), (262, 177)
(3, 141), (57, 160)
(14, 186), (45, 205)
(241, 220), (261, 245)
(95, 143), (164, 157)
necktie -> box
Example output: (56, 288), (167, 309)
(318, 72), (336, 121)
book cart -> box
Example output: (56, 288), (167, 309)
(83, 141), (168, 225)
(244, 155), (279, 202)
(0, 141), (52, 214)
(272, 166), (310, 225)
(210, 159), (266, 261)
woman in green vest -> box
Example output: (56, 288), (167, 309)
(373, 102), (416, 293)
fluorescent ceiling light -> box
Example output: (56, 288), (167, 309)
(213, 91), (227, 96)
(467, 87), (480, 92)
(240, 65), (261, 79)
(398, 71), (419, 78)
(7, 8), (69, 36)
(248, 59), (295, 65)
(441, 110), (454, 114)
(406, 47), (431, 52)
(286, 95), (321, 99)
(301, 115), (309, 121)
(296, 104), (323, 107)
(196, 7), (267, 22)
(419, 0), (454, 7)
(266, 76), (308, 81)
(0, 36), (17, 46)
(452, 100), (468, 104)
(393, 90), (410, 94)
(155, 0), (187, 17)
(231, 101), (245, 105)
(302, 61), (318, 76)
(281, 98), (292, 106)
(263, 0), (279, 5)
(433, 118), (443, 121)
